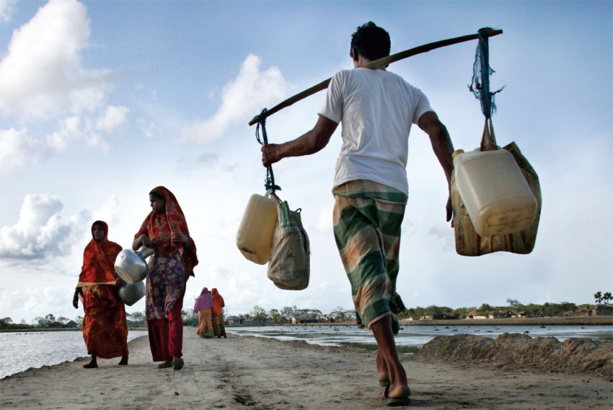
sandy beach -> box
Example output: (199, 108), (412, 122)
(1, 329), (611, 409)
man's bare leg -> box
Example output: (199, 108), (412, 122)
(371, 315), (410, 400)
(377, 350), (390, 386)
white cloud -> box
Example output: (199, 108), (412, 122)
(46, 115), (82, 151)
(45, 106), (127, 153)
(85, 132), (109, 152)
(0, 0), (114, 120)
(94, 105), (129, 133)
(0, 194), (79, 259)
(92, 195), (121, 225)
(0, 2), (129, 174)
(0, 128), (50, 175)
(0, 0), (18, 22)
(181, 54), (287, 142)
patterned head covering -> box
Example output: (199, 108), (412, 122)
(194, 287), (214, 313)
(137, 186), (199, 277)
(77, 221), (123, 286)
(212, 288), (225, 316)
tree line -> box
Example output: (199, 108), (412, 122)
(1, 293), (609, 330)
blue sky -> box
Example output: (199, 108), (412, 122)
(0, 0), (611, 324)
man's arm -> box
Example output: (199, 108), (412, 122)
(418, 111), (455, 222)
(261, 114), (338, 166)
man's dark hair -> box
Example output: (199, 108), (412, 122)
(350, 21), (391, 61)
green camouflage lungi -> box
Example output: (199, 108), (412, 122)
(333, 180), (407, 330)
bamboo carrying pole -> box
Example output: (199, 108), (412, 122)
(249, 27), (502, 126)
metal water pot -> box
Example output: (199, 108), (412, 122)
(114, 246), (155, 284)
(117, 281), (145, 306)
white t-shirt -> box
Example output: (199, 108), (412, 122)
(319, 68), (432, 196)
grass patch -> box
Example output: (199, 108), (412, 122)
(339, 342), (420, 353)
(594, 334), (613, 342)
(397, 345), (420, 353)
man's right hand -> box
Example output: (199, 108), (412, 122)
(261, 144), (281, 167)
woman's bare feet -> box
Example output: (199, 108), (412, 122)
(118, 355), (128, 365)
(157, 359), (173, 369)
(84, 353), (98, 369)
(173, 357), (184, 370)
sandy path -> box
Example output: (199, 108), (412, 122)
(1, 330), (611, 409)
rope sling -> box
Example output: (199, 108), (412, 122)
(255, 108), (281, 194)
(470, 28), (505, 119)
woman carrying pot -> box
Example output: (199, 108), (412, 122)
(74, 220), (129, 368)
(132, 186), (198, 370)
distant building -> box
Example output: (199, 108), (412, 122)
(467, 310), (488, 319)
(491, 310), (513, 319)
(226, 316), (267, 326)
(126, 320), (144, 328)
(291, 316), (324, 324)
(226, 315), (242, 325)
(63, 320), (79, 328)
(592, 304), (613, 316)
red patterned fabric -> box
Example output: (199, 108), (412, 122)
(147, 297), (184, 361)
(81, 285), (129, 359)
(78, 221), (128, 359)
(77, 221), (122, 287)
(212, 288), (225, 316)
(135, 186), (198, 277)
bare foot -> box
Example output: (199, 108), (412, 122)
(173, 357), (184, 370)
(84, 353), (97, 369)
(118, 355), (128, 365)
(83, 361), (98, 369)
(157, 360), (172, 369)
(380, 383), (411, 400)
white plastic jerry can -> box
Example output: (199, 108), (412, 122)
(236, 190), (279, 264)
(453, 149), (537, 237)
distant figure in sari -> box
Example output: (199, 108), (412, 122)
(194, 287), (214, 338)
(73, 220), (129, 369)
(212, 288), (227, 338)
(133, 186), (198, 370)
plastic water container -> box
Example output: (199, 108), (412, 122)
(453, 149), (537, 237)
(236, 191), (279, 264)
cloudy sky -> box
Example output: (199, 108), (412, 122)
(0, 0), (611, 324)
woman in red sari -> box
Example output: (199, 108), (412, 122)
(132, 186), (198, 370)
(73, 220), (129, 368)
(211, 288), (227, 338)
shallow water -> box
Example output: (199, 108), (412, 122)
(1, 324), (610, 379)
(0, 330), (147, 379)
(228, 324), (613, 348)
